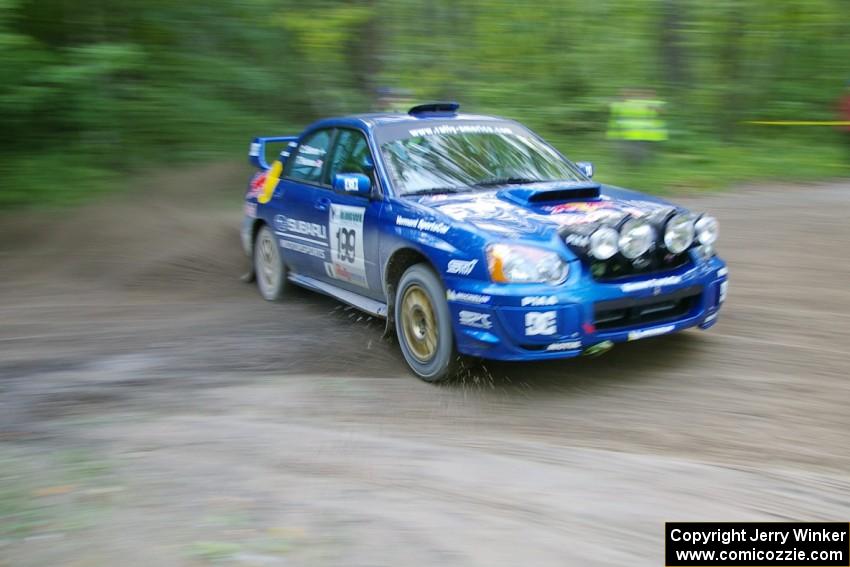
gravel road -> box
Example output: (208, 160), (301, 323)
(1, 165), (848, 566)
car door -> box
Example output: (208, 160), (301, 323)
(267, 128), (336, 277)
(312, 128), (385, 300)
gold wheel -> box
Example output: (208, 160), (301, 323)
(400, 284), (438, 363)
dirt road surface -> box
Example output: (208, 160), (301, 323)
(1, 165), (849, 566)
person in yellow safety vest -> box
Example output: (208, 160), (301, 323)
(607, 89), (667, 166)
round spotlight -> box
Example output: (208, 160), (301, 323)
(618, 218), (655, 259)
(589, 226), (619, 260)
(664, 213), (695, 254)
(695, 215), (719, 245)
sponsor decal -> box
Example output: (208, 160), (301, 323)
(279, 239), (325, 259)
(545, 199), (662, 217)
(620, 275), (682, 293)
(718, 267), (728, 277)
(294, 156), (323, 168)
(343, 177), (359, 192)
(298, 143), (326, 156)
(243, 202), (257, 218)
(521, 295), (558, 307)
(249, 142), (260, 156)
(409, 124), (514, 138)
(395, 216), (418, 228)
(627, 324), (675, 341)
(274, 214), (327, 241)
(329, 204), (367, 287)
(447, 259), (477, 275)
(248, 171), (267, 198)
(719, 280), (728, 303)
(330, 262), (366, 286)
(458, 310), (492, 329)
(446, 290), (490, 304)
(417, 219), (450, 234)
(546, 199), (660, 226)
(395, 215), (450, 235)
(525, 311), (557, 336)
(546, 341), (581, 351)
(547, 201), (611, 214)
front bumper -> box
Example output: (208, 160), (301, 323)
(445, 255), (727, 361)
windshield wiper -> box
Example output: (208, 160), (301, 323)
(404, 187), (464, 196)
(472, 177), (546, 187)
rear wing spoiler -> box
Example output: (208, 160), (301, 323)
(249, 136), (298, 170)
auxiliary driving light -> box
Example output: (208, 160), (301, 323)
(589, 227), (619, 260)
(695, 215), (719, 245)
(664, 213), (695, 254)
(618, 218), (655, 259)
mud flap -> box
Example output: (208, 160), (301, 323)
(583, 340), (614, 357)
(382, 310), (395, 340)
(382, 283), (396, 340)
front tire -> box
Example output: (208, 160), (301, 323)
(254, 225), (287, 301)
(395, 264), (457, 382)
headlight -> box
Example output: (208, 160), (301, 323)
(618, 218), (655, 259)
(589, 226), (619, 260)
(664, 213), (695, 254)
(487, 244), (568, 285)
(695, 215), (718, 245)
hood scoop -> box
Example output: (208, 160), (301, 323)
(498, 181), (601, 207)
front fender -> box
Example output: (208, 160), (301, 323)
(380, 201), (491, 288)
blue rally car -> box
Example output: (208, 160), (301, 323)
(241, 103), (727, 381)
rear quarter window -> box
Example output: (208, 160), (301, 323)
(286, 129), (333, 184)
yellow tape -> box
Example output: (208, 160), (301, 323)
(257, 160), (282, 204)
(743, 120), (850, 126)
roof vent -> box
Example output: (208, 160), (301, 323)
(408, 102), (460, 116)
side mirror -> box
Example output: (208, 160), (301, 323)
(576, 161), (594, 178)
(333, 173), (371, 197)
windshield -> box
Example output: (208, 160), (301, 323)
(378, 122), (585, 196)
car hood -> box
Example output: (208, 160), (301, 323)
(415, 182), (680, 242)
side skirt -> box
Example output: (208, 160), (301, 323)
(288, 273), (388, 318)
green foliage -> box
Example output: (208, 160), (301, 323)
(0, 0), (848, 207)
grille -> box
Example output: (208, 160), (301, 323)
(587, 252), (692, 282)
(593, 286), (702, 331)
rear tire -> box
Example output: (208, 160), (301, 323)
(254, 225), (287, 301)
(395, 264), (457, 382)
